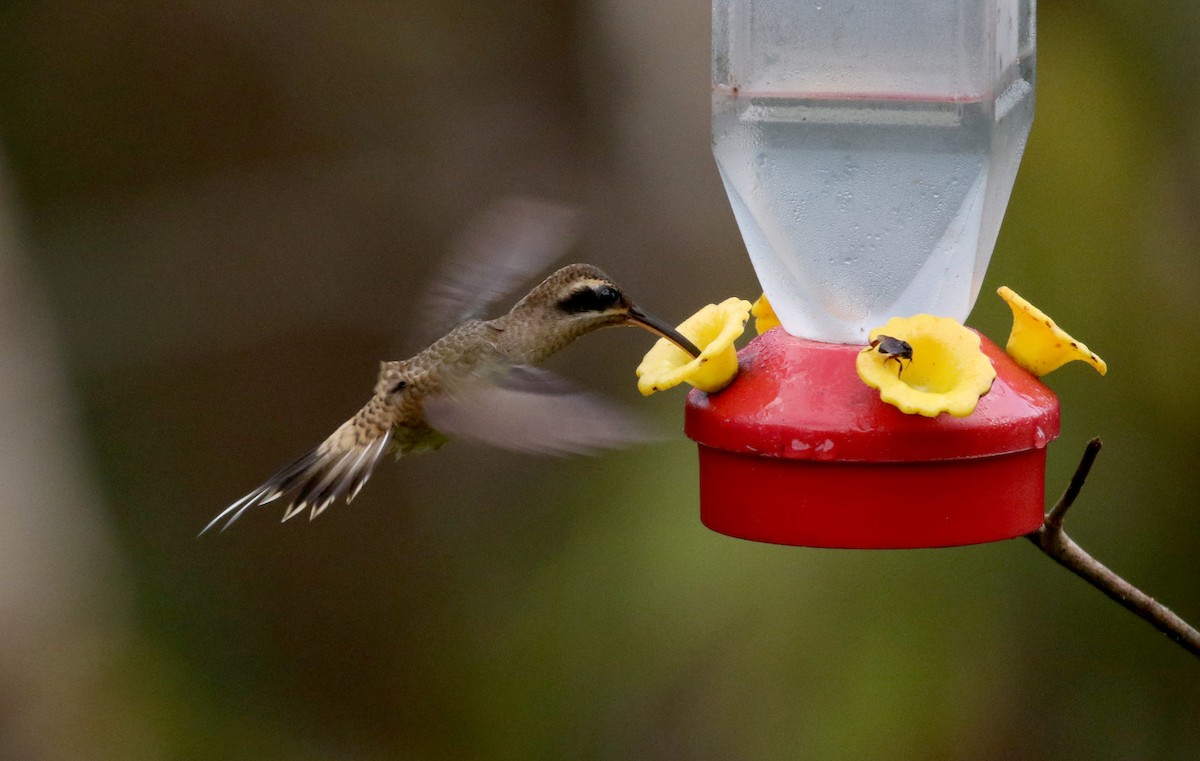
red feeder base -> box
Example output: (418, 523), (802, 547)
(685, 329), (1060, 549)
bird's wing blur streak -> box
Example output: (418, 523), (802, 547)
(423, 366), (657, 455)
(415, 196), (581, 345)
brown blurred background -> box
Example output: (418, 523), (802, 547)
(0, 1), (1197, 759)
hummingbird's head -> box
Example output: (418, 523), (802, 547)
(519, 264), (700, 357)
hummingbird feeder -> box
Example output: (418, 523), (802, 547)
(693, 0), (1047, 548)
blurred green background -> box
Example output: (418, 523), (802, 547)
(0, 1), (1197, 759)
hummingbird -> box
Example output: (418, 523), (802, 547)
(202, 253), (699, 534)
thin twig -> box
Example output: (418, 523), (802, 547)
(1044, 438), (1102, 530)
(1026, 438), (1200, 659)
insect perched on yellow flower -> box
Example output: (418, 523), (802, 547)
(865, 334), (914, 377)
(856, 315), (995, 418)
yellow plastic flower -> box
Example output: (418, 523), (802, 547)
(637, 297), (752, 395)
(998, 286), (1107, 377)
(856, 314), (996, 418)
(751, 294), (781, 335)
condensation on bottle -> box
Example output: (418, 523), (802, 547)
(712, 0), (1035, 343)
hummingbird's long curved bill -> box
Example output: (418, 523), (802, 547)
(626, 307), (702, 358)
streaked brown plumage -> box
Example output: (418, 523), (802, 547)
(202, 263), (698, 533)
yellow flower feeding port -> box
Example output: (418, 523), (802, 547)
(637, 298), (751, 395)
(855, 315), (996, 418)
(998, 286), (1107, 377)
(750, 294), (781, 335)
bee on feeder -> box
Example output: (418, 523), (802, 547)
(865, 335), (913, 377)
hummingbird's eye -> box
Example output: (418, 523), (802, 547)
(558, 284), (624, 314)
(594, 285), (621, 307)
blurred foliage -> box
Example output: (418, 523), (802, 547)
(0, 1), (1197, 759)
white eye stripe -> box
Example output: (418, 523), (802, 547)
(557, 278), (609, 301)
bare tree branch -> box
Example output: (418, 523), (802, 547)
(1026, 438), (1200, 659)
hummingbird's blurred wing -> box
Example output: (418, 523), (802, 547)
(415, 197), (581, 346)
(201, 401), (395, 533)
(424, 367), (659, 455)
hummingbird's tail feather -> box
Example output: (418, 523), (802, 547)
(200, 450), (324, 534)
(203, 409), (395, 534)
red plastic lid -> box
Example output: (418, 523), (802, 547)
(686, 329), (1059, 463)
(684, 329), (1061, 548)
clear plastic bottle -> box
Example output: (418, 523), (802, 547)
(713, 0), (1035, 343)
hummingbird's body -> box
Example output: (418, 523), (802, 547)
(203, 263), (698, 533)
